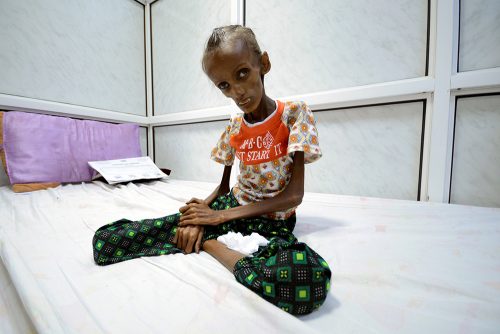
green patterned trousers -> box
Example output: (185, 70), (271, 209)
(92, 192), (331, 315)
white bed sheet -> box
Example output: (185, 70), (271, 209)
(0, 179), (499, 334)
(0, 257), (36, 334)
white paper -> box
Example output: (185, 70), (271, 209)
(217, 232), (269, 256)
(88, 157), (167, 184)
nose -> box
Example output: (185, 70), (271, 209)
(232, 83), (245, 98)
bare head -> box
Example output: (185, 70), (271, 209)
(201, 25), (271, 115)
(202, 25), (262, 70)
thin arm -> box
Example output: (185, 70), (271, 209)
(204, 164), (232, 205)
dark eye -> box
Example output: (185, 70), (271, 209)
(218, 82), (229, 90)
(237, 69), (249, 79)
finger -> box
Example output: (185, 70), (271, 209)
(185, 234), (195, 254)
(188, 202), (205, 210)
(179, 217), (203, 226)
(179, 211), (199, 226)
(180, 206), (196, 217)
(195, 230), (203, 253)
(181, 229), (189, 251)
(177, 229), (183, 249)
(180, 208), (194, 219)
(181, 203), (199, 213)
(185, 197), (197, 204)
(172, 226), (179, 244)
(193, 198), (205, 204)
(186, 198), (204, 204)
(179, 214), (192, 225)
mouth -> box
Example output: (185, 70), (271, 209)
(237, 97), (251, 107)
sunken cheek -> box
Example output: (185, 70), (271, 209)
(219, 82), (249, 100)
(230, 76), (261, 100)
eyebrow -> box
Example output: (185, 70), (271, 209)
(234, 62), (248, 69)
(210, 61), (250, 84)
(232, 62), (252, 75)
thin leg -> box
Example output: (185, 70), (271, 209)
(202, 239), (246, 272)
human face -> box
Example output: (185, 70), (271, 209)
(203, 39), (266, 115)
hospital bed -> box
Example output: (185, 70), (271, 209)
(1, 178), (499, 333)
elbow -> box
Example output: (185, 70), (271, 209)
(289, 193), (303, 207)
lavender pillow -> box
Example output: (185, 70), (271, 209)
(0, 111), (141, 191)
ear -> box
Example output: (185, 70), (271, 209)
(260, 51), (271, 75)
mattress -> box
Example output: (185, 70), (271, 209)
(0, 179), (499, 333)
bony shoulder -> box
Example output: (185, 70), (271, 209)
(232, 114), (243, 122)
(285, 100), (308, 112)
(284, 101), (310, 121)
(298, 101), (310, 111)
(229, 114), (244, 126)
(228, 114), (244, 134)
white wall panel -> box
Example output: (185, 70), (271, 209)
(246, 0), (428, 98)
(140, 126), (148, 156)
(0, 0), (145, 115)
(306, 102), (424, 200)
(450, 95), (500, 207)
(459, 0), (500, 71)
(154, 121), (239, 185)
(155, 102), (424, 200)
(151, 0), (231, 115)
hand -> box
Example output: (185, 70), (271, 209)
(178, 198), (206, 218)
(179, 202), (223, 226)
(173, 225), (204, 254)
(185, 197), (206, 205)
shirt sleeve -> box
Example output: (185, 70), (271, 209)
(210, 118), (236, 166)
(287, 101), (322, 163)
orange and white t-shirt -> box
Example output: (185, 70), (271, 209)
(210, 100), (321, 220)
